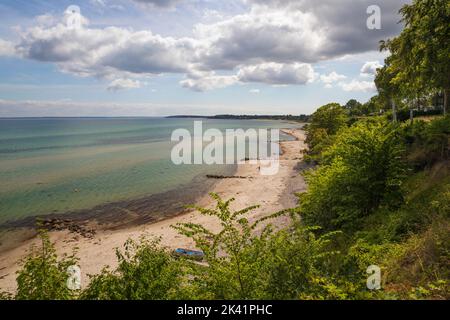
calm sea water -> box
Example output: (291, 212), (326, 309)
(0, 118), (301, 224)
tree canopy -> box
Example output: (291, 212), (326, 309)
(377, 0), (450, 114)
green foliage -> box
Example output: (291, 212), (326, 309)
(306, 120), (450, 299)
(401, 116), (450, 168)
(0, 292), (13, 300)
(379, 0), (450, 113)
(81, 237), (183, 300)
(262, 224), (354, 300)
(172, 193), (291, 299)
(173, 194), (361, 300)
(408, 280), (449, 300)
(5, 115), (449, 301)
(374, 65), (400, 105)
(344, 99), (379, 117)
(300, 119), (407, 231)
(395, 108), (443, 122)
(344, 99), (363, 116)
(305, 128), (336, 163)
(15, 228), (79, 300)
(305, 103), (348, 162)
(308, 103), (348, 136)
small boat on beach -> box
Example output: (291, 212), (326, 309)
(173, 248), (205, 261)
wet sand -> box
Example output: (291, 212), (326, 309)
(0, 128), (307, 293)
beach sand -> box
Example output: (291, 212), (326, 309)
(0, 128), (307, 293)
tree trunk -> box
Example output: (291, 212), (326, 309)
(391, 98), (397, 123)
(444, 89), (449, 116)
(410, 97), (417, 124)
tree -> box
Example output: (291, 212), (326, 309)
(300, 119), (407, 231)
(305, 103), (349, 162)
(374, 65), (400, 122)
(363, 95), (385, 115)
(381, 0), (450, 115)
(309, 103), (348, 135)
(345, 99), (363, 116)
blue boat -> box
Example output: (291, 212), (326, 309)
(174, 248), (205, 261)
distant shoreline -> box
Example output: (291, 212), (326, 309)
(0, 115), (310, 120)
(166, 114), (310, 122)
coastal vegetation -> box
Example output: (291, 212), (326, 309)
(3, 112), (448, 300)
(1, 0), (449, 300)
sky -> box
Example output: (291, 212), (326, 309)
(0, 0), (410, 117)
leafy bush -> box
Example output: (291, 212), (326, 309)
(305, 103), (349, 162)
(300, 119), (407, 231)
(401, 116), (450, 169)
(15, 229), (79, 300)
(173, 193), (358, 300)
(172, 193), (291, 299)
(81, 237), (183, 300)
(308, 103), (348, 135)
(395, 108), (444, 122)
(262, 225), (355, 300)
(383, 218), (450, 300)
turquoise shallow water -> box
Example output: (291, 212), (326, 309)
(0, 118), (301, 224)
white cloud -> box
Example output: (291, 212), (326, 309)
(3, 0), (407, 91)
(202, 9), (225, 22)
(0, 39), (16, 57)
(90, 0), (125, 10)
(238, 63), (315, 85)
(339, 80), (376, 92)
(320, 71), (347, 84)
(107, 78), (141, 91)
(35, 14), (57, 27)
(131, 0), (181, 9)
(90, 0), (107, 7)
(193, 8), (325, 70)
(249, 89), (260, 94)
(360, 61), (383, 76)
(180, 71), (239, 92)
(15, 14), (194, 81)
(244, 0), (407, 58)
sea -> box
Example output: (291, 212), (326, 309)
(0, 117), (302, 225)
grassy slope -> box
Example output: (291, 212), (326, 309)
(355, 161), (449, 299)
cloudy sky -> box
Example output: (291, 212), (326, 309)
(0, 0), (409, 117)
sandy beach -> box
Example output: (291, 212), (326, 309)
(0, 128), (307, 293)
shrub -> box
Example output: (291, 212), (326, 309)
(172, 193), (291, 299)
(173, 194), (356, 300)
(308, 103), (348, 136)
(305, 103), (348, 162)
(401, 116), (450, 169)
(81, 237), (183, 300)
(300, 119), (407, 231)
(15, 229), (79, 300)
